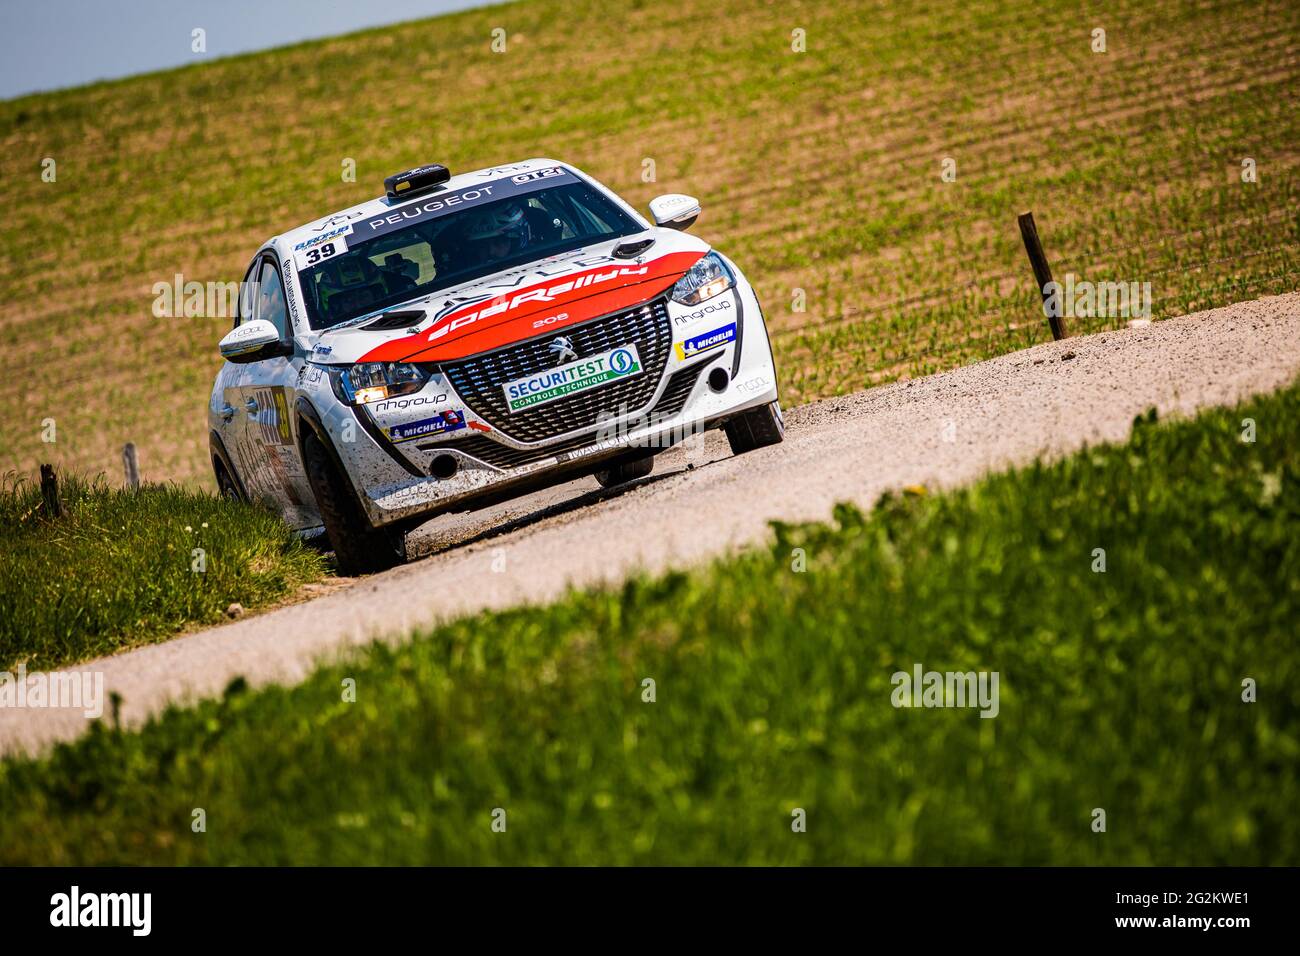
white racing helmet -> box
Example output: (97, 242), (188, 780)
(464, 202), (531, 249)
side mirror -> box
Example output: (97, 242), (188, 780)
(219, 319), (289, 364)
(649, 194), (701, 231)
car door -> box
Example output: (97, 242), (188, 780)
(225, 255), (318, 527)
(213, 258), (264, 501)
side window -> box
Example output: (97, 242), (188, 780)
(255, 259), (289, 340)
(237, 259), (260, 327)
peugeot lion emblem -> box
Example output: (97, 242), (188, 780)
(549, 336), (578, 365)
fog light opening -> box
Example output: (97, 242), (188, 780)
(430, 454), (459, 480)
(707, 366), (730, 393)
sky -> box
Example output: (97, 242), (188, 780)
(0, 0), (504, 101)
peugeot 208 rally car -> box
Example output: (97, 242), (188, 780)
(210, 159), (783, 573)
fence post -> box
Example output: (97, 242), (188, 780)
(122, 442), (140, 489)
(1018, 211), (1068, 341)
(39, 463), (62, 517)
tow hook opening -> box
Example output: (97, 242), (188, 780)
(707, 366), (730, 393)
(430, 454), (459, 480)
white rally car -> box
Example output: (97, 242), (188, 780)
(210, 159), (783, 573)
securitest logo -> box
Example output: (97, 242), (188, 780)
(503, 344), (642, 413)
(675, 322), (736, 360)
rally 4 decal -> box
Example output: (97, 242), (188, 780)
(357, 250), (704, 365)
(422, 263), (653, 344)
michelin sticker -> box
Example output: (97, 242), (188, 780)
(674, 322), (736, 360)
(503, 345), (642, 413)
(388, 409), (467, 443)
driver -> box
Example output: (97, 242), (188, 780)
(463, 202), (533, 265)
(316, 256), (383, 317)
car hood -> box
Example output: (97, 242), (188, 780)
(302, 230), (709, 366)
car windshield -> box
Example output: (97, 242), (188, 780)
(297, 180), (642, 330)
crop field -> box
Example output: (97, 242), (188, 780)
(0, 0), (1297, 487)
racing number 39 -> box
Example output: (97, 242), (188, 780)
(304, 242), (337, 265)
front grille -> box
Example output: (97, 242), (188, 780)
(439, 296), (673, 443)
(651, 358), (710, 420)
(446, 432), (603, 470)
(440, 359), (711, 470)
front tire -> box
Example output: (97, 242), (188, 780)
(724, 400), (785, 455)
(214, 461), (242, 502)
(594, 451), (655, 489)
(302, 433), (404, 576)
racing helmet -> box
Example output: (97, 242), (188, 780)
(319, 256), (374, 290)
(464, 202), (532, 254)
(316, 255), (378, 309)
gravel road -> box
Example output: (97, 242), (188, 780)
(5, 293), (1299, 755)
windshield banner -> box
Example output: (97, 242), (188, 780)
(347, 166), (580, 245)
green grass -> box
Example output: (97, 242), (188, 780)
(0, 476), (326, 670)
(2, 383), (1296, 864)
(1, 0), (1296, 485)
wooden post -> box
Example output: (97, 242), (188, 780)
(1018, 211), (1068, 341)
(122, 442), (140, 489)
(39, 463), (62, 518)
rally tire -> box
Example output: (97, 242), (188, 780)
(302, 433), (404, 576)
(724, 401), (785, 456)
(214, 461), (242, 502)
(594, 452), (655, 489)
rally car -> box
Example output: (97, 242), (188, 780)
(210, 159), (783, 573)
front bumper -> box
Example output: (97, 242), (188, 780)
(330, 274), (779, 527)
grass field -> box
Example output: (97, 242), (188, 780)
(0, 0), (1296, 487)
(1, 380), (1295, 865)
(0, 477), (325, 671)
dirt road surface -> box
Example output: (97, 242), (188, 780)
(5, 293), (1299, 755)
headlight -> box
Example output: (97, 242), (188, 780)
(327, 362), (430, 405)
(671, 252), (734, 306)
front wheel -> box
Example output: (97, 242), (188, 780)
(724, 400), (785, 455)
(594, 451), (655, 489)
(302, 433), (404, 576)
(214, 460), (242, 502)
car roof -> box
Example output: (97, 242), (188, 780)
(270, 158), (576, 256)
